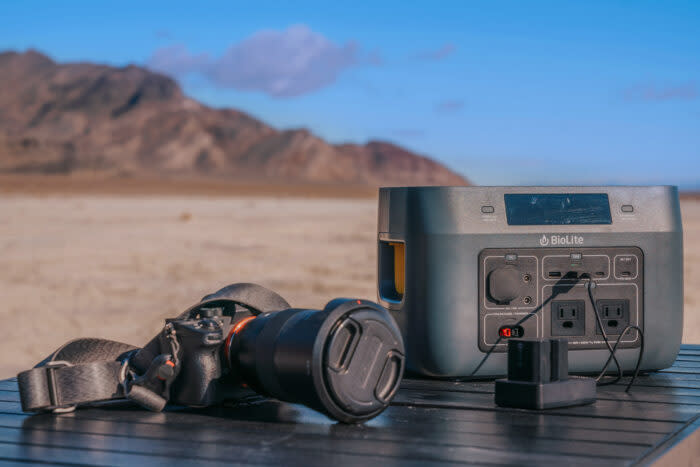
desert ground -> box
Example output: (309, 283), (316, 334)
(0, 180), (698, 378)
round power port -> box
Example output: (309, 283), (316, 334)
(488, 266), (521, 305)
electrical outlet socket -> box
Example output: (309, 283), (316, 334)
(595, 299), (631, 335)
(551, 300), (586, 336)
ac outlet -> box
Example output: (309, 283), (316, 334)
(551, 300), (586, 336)
(595, 299), (630, 335)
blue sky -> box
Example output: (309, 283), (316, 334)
(2, 0), (699, 187)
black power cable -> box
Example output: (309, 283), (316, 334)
(468, 293), (557, 378)
(468, 272), (579, 378)
(472, 271), (645, 393)
(582, 275), (623, 385)
(584, 276), (645, 392)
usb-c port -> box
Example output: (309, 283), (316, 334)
(548, 271), (562, 278)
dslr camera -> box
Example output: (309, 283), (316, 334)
(20, 283), (405, 424)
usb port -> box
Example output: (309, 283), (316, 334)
(620, 271), (631, 277)
(548, 271), (562, 278)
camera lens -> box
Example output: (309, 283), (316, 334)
(227, 299), (405, 423)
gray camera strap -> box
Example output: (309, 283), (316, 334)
(17, 283), (291, 414)
(17, 330), (182, 414)
(17, 338), (139, 413)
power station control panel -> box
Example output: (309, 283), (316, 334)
(478, 247), (643, 352)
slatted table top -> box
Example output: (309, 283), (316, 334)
(1, 345), (699, 466)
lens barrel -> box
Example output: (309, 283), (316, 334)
(228, 299), (405, 423)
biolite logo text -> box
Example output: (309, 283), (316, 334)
(539, 234), (584, 246)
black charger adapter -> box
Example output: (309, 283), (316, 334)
(495, 338), (596, 410)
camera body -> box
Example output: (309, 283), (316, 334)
(166, 310), (244, 407)
(377, 186), (683, 377)
(138, 283), (405, 423)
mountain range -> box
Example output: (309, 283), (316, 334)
(0, 50), (467, 186)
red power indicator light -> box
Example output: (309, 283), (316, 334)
(498, 325), (524, 338)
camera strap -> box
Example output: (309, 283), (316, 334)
(17, 331), (183, 413)
(17, 338), (138, 412)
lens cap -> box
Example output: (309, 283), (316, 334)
(323, 309), (404, 417)
(228, 297), (405, 423)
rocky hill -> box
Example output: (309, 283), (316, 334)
(0, 50), (467, 185)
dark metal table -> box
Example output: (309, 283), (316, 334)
(1, 345), (699, 466)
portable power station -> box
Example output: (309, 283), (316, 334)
(377, 186), (683, 377)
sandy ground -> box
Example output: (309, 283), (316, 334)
(0, 193), (698, 378)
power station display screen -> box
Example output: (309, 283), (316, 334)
(504, 193), (612, 225)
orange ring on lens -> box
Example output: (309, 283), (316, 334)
(225, 316), (256, 358)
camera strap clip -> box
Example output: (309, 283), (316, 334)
(118, 331), (180, 413)
(43, 360), (77, 413)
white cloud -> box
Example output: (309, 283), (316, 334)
(147, 25), (369, 98)
(623, 82), (697, 101)
(413, 43), (456, 61)
(435, 99), (465, 113)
